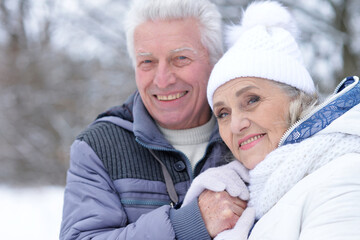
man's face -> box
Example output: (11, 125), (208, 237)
(133, 18), (213, 130)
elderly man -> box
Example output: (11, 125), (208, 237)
(60, 0), (246, 239)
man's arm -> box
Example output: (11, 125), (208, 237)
(60, 140), (176, 240)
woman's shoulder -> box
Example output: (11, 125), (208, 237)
(250, 153), (360, 239)
(285, 152), (360, 214)
(296, 153), (360, 238)
(266, 152), (360, 211)
(313, 152), (360, 181)
(297, 152), (360, 194)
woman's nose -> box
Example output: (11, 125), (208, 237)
(230, 113), (250, 134)
(154, 61), (176, 89)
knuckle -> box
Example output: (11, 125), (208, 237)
(221, 208), (233, 218)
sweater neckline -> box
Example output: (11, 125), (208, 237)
(157, 115), (216, 145)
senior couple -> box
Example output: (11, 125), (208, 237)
(60, 0), (360, 239)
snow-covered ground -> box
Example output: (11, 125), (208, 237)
(0, 185), (65, 240)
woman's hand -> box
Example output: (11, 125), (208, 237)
(182, 160), (250, 207)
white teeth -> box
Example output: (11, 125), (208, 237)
(157, 92), (186, 101)
(240, 134), (263, 146)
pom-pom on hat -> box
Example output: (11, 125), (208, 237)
(207, 1), (316, 109)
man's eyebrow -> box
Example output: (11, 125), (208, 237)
(236, 85), (258, 97)
(171, 47), (197, 54)
(136, 47), (197, 57)
(137, 52), (152, 57)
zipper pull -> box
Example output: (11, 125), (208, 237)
(170, 201), (182, 209)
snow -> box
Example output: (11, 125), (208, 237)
(0, 185), (65, 240)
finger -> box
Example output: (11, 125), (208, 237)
(218, 208), (240, 232)
(225, 180), (249, 199)
(203, 180), (226, 192)
(235, 207), (256, 228)
(214, 191), (248, 209)
(229, 203), (246, 217)
(238, 186), (250, 201)
(214, 208), (256, 240)
(232, 198), (247, 210)
(229, 160), (250, 182)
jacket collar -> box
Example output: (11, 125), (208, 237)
(280, 76), (360, 146)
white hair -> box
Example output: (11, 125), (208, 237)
(274, 81), (318, 126)
(124, 0), (223, 67)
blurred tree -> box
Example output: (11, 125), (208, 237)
(0, 0), (358, 186)
(285, 0), (360, 92)
(216, 0), (360, 93)
(331, 0), (359, 81)
(0, 0), (135, 185)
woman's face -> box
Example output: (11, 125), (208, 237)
(213, 77), (291, 169)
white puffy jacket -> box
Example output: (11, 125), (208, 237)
(249, 77), (360, 239)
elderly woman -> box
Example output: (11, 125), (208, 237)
(183, 1), (360, 239)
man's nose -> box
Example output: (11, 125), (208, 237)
(154, 61), (176, 88)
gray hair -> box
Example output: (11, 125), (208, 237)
(274, 81), (319, 126)
(124, 0), (223, 67)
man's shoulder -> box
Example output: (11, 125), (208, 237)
(96, 92), (137, 122)
(77, 92), (138, 142)
(75, 120), (143, 180)
(77, 120), (134, 149)
(76, 91), (139, 153)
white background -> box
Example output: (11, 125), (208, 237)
(0, 185), (64, 240)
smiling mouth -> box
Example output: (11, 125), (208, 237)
(156, 91), (187, 101)
(240, 134), (265, 147)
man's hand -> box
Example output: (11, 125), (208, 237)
(198, 190), (247, 238)
(214, 207), (256, 240)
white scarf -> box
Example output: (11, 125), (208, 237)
(248, 132), (360, 219)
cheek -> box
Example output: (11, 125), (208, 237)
(135, 71), (152, 90)
(189, 63), (211, 85)
(182, 70), (207, 90)
(219, 126), (233, 149)
(269, 112), (289, 144)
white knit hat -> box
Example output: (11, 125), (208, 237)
(207, 1), (316, 109)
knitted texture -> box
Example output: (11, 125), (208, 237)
(77, 121), (190, 183)
(207, 1), (315, 109)
(249, 132), (360, 219)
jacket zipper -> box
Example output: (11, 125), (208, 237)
(121, 198), (170, 208)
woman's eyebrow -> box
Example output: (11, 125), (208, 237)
(213, 101), (224, 109)
(213, 85), (259, 109)
(236, 85), (258, 97)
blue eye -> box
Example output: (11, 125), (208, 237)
(138, 59), (155, 71)
(173, 55), (191, 67)
(216, 112), (228, 119)
(248, 96), (260, 104)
